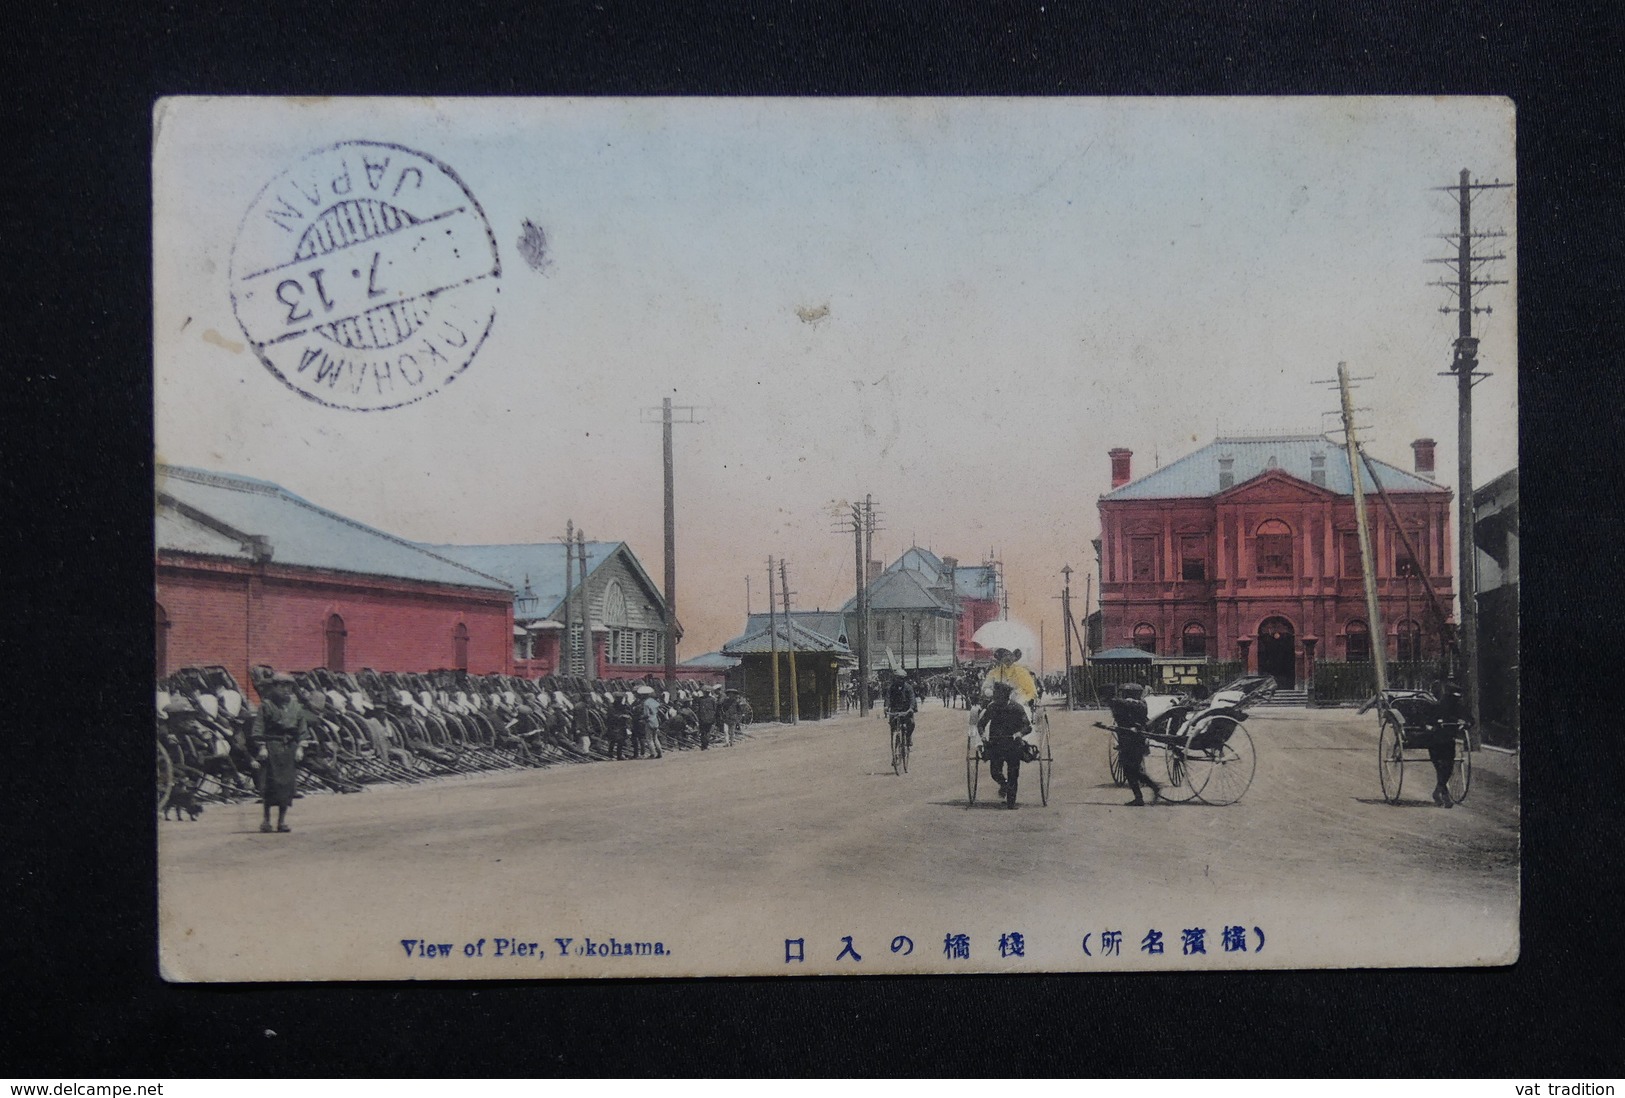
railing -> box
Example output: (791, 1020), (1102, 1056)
(1308, 661), (1442, 706)
(1067, 659), (1246, 706)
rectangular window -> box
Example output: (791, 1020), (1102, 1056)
(1180, 536), (1207, 582)
(1342, 531), (1363, 577)
(1397, 525), (1429, 578)
(638, 631), (656, 665)
(1256, 535), (1293, 578)
(1130, 537), (1156, 582)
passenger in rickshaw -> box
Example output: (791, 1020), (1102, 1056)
(977, 681), (1032, 810)
(983, 648), (1039, 714)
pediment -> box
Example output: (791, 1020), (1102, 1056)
(1217, 469), (1336, 504)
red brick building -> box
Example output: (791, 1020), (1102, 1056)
(1096, 436), (1454, 688)
(156, 466), (515, 696)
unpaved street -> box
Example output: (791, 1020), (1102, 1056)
(159, 703), (1519, 979)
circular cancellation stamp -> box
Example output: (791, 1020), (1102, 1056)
(230, 141), (501, 411)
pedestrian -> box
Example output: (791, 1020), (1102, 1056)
(636, 685), (663, 759)
(1108, 682), (1163, 806)
(607, 692), (634, 761)
(692, 684), (721, 751)
(976, 680), (1033, 809)
(252, 672), (311, 833)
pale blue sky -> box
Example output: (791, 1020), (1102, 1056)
(155, 97), (1516, 660)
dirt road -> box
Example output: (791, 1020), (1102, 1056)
(159, 703), (1518, 979)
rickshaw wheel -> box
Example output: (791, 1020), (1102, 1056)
(1448, 727), (1471, 805)
(1037, 714), (1052, 806)
(965, 744), (980, 807)
(1107, 734), (1125, 786)
(156, 742), (175, 813)
(1190, 722), (1256, 806)
(1379, 715), (1406, 805)
(1160, 741), (1202, 803)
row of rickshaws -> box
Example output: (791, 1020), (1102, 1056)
(156, 665), (747, 811)
(958, 673), (1472, 808)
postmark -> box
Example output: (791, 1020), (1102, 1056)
(229, 141), (501, 411)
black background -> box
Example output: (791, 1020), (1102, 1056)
(4, 0), (1620, 1078)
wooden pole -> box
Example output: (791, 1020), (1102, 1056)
(767, 556), (780, 721)
(780, 558), (800, 724)
(1061, 564), (1074, 711)
(1338, 362), (1387, 693)
(578, 530), (594, 680)
(562, 519), (574, 677)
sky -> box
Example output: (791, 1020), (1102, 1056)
(154, 97), (1517, 665)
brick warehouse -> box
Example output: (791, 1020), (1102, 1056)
(1095, 435), (1454, 689)
(156, 466), (515, 696)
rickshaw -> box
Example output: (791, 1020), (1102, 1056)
(1098, 674), (1273, 806)
(967, 707), (1052, 807)
(1362, 688), (1471, 806)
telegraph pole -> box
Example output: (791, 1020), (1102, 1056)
(835, 495), (881, 714)
(1428, 168), (1510, 725)
(577, 529), (594, 679)
(1337, 361), (1387, 693)
(641, 397), (701, 692)
(561, 519), (575, 676)
(767, 556), (781, 721)
(780, 558), (801, 724)
(1061, 564), (1075, 711)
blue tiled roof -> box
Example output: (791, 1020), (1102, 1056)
(886, 546), (944, 576)
(681, 651), (741, 669)
(424, 541), (644, 622)
(722, 619), (854, 657)
(742, 611), (850, 645)
(1102, 436), (1445, 500)
(156, 466), (511, 592)
(953, 564), (999, 600)
(839, 567), (954, 614)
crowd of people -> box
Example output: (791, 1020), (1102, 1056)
(156, 665), (751, 829)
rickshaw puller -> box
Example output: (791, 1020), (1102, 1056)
(978, 681), (1032, 809)
(1109, 683), (1163, 806)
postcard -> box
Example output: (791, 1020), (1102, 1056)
(154, 97), (1518, 979)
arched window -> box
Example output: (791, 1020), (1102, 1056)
(1182, 622), (1207, 657)
(1396, 619), (1424, 663)
(603, 581), (629, 627)
(1256, 519), (1294, 578)
(453, 622), (470, 671)
(1133, 622), (1157, 655)
(156, 601), (170, 678)
(325, 613), (347, 672)
(1345, 619), (1370, 663)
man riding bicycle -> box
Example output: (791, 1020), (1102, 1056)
(883, 671), (918, 749)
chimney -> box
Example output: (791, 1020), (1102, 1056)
(941, 555), (958, 582)
(1412, 438), (1436, 480)
(1109, 448), (1133, 489)
(867, 559), (882, 585)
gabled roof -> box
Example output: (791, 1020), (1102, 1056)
(1091, 646), (1154, 662)
(953, 563), (1000, 600)
(742, 611), (850, 646)
(156, 466), (511, 592)
(840, 566), (955, 614)
(722, 619), (854, 658)
(1102, 436), (1445, 501)
(424, 541), (666, 623)
(681, 651), (741, 670)
(886, 546), (944, 576)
